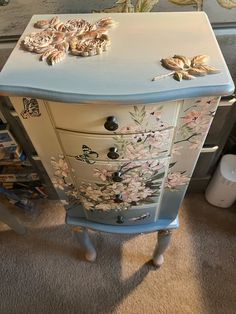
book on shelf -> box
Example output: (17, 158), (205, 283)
(0, 165), (39, 182)
(0, 109), (7, 125)
(0, 128), (18, 149)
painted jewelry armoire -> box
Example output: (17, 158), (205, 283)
(0, 12), (234, 266)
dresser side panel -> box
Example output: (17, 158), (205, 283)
(9, 96), (70, 201)
(158, 96), (221, 219)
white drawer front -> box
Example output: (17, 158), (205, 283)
(66, 157), (169, 212)
(58, 128), (174, 161)
(48, 101), (180, 134)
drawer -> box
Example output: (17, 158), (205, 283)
(58, 128), (174, 161)
(68, 156), (170, 183)
(48, 100), (180, 134)
(67, 157), (169, 212)
(84, 204), (158, 226)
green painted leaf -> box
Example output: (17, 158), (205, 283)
(149, 172), (165, 181)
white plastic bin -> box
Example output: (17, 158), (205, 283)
(205, 154), (236, 208)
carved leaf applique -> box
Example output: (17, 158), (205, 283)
(152, 54), (220, 82)
(161, 58), (184, 71)
(191, 54), (209, 66)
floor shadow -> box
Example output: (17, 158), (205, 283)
(183, 193), (236, 314)
(0, 223), (156, 314)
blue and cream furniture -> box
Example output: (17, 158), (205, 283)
(0, 13), (234, 266)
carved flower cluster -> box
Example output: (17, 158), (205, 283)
(21, 16), (115, 65)
(152, 54), (220, 82)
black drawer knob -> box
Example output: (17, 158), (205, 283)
(104, 116), (119, 131)
(107, 147), (119, 159)
(112, 171), (123, 182)
(116, 215), (124, 224)
(115, 194), (123, 203)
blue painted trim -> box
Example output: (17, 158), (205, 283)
(0, 83), (234, 104)
(65, 214), (179, 234)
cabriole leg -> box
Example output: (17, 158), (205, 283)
(152, 229), (172, 267)
(72, 226), (97, 262)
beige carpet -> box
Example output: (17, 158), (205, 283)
(0, 193), (236, 314)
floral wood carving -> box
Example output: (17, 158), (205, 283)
(152, 54), (220, 82)
(21, 16), (115, 65)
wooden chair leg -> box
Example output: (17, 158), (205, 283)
(152, 229), (172, 267)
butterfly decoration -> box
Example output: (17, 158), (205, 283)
(21, 98), (41, 119)
(75, 145), (99, 164)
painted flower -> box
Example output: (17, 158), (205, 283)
(81, 198), (95, 210)
(149, 110), (162, 120)
(93, 168), (111, 181)
(94, 203), (114, 211)
(190, 115), (209, 133)
(119, 125), (140, 134)
(182, 110), (201, 124)
(66, 189), (80, 199)
(147, 131), (165, 149)
(81, 185), (104, 201)
(51, 157), (69, 177)
(124, 143), (149, 160)
(172, 144), (183, 155)
(51, 177), (65, 190)
(165, 172), (189, 190)
(189, 139), (202, 150)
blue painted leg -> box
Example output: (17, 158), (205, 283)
(73, 227), (97, 262)
(152, 230), (172, 267)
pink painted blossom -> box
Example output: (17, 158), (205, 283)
(125, 143), (149, 160)
(188, 115), (209, 133)
(52, 177), (65, 190)
(166, 172), (189, 189)
(189, 140), (202, 150)
(182, 110), (201, 124)
(94, 203), (114, 211)
(172, 144), (183, 155)
(51, 157), (69, 177)
(119, 125), (140, 134)
(93, 168), (111, 181)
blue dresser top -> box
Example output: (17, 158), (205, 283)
(0, 12), (234, 104)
